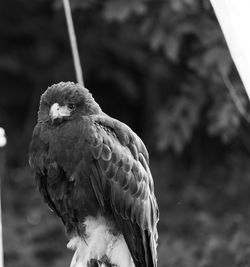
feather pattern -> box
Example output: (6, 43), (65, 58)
(85, 117), (159, 267)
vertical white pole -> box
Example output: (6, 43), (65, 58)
(0, 128), (7, 267)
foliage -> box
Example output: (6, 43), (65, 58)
(59, 0), (249, 153)
(3, 152), (250, 267)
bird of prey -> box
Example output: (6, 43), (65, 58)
(29, 82), (159, 267)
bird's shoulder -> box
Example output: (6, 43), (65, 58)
(84, 113), (149, 163)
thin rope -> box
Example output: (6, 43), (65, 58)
(0, 128), (6, 267)
(62, 0), (84, 87)
(221, 70), (250, 122)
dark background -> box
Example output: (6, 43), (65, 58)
(1, 0), (250, 266)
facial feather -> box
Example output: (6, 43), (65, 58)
(38, 82), (101, 124)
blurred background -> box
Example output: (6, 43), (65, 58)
(1, 0), (250, 266)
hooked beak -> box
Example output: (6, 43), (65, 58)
(49, 103), (71, 123)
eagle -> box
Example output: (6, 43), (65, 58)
(29, 82), (159, 267)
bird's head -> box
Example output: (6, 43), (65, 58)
(38, 82), (101, 125)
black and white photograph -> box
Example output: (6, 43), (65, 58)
(1, 0), (250, 266)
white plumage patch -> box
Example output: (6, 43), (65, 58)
(0, 127), (7, 147)
(67, 215), (135, 267)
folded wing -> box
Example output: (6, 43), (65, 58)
(84, 115), (159, 267)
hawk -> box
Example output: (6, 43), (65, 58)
(29, 82), (159, 267)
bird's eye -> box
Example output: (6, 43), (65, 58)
(67, 103), (76, 111)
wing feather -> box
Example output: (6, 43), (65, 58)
(86, 116), (159, 267)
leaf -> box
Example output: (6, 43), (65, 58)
(156, 94), (201, 153)
(207, 89), (242, 143)
(103, 0), (147, 21)
(163, 34), (180, 62)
